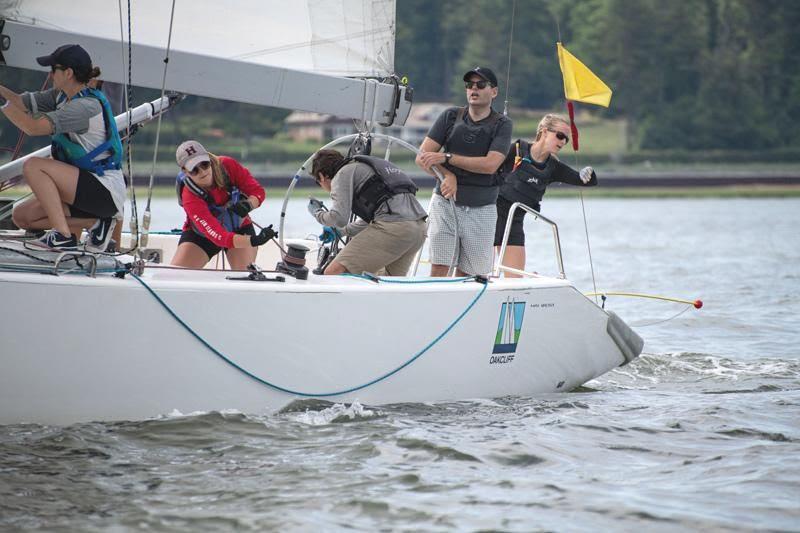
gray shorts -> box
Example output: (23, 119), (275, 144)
(427, 194), (496, 275)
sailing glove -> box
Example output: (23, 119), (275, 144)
(250, 224), (277, 247)
(579, 166), (594, 184)
(308, 197), (325, 217)
(319, 226), (339, 244)
(229, 198), (253, 217)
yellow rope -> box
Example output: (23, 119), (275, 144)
(585, 291), (703, 309)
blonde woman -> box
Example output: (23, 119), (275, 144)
(172, 140), (274, 270)
(494, 114), (597, 276)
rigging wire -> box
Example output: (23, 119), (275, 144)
(141, 0), (177, 250)
(118, 0), (139, 253)
(502, 0), (517, 116)
(629, 305), (694, 327)
(552, 8), (599, 302)
(578, 190), (598, 301)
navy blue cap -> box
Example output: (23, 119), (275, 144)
(36, 44), (92, 77)
(463, 67), (498, 87)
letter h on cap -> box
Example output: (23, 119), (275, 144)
(185, 146), (197, 156)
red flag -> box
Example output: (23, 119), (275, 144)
(567, 101), (580, 151)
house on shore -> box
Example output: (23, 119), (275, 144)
(284, 103), (452, 146)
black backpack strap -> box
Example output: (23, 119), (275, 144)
(443, 106), (467, 149)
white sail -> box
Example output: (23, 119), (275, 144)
(0, 0), (394, 76)
(0, 0), (410, 124)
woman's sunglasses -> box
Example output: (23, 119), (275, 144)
(549, 129), (570, 143)
(465, 80), (490, 90)
(186, 161), (211, 176)
(50, 65), (68, 73)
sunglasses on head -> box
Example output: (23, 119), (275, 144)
(186, 160), (211, 176)
(548, 129), (570, 143)
(465, 80), (490, 90)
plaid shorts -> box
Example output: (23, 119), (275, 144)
(427, 194), (496, 275)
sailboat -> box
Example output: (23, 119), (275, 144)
(0, 1), (642, 425)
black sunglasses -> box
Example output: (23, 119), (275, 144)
(50, 65), (68, 73)
(186, 160), (211, 176)
(548, 129), (570, 143)
(465, 80), (490, 90)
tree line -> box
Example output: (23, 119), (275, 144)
(1, 0), (798, 157)
(396, 0), (800, 151)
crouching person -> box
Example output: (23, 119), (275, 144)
(308, 149), (427, 276)
(172, 140), (274, 270)
(2, 44), (124, 251)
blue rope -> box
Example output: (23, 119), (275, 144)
(131, 273), (488, 397)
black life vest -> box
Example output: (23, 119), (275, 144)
(499, 139), (559, 210)
(443, 106), (504, 190)
(349, 155), (418, 222)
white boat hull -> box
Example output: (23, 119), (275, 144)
(0, 252), (637, 424)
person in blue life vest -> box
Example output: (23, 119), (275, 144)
(494, 113), (597, 276)
(172, 140), (274, 270)
(0, 44), (124, 251)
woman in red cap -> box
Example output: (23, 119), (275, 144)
(172, 139), (275, 270)
(0, 44), (124, 251)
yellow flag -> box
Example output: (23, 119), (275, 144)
(557, 42), (612, 107)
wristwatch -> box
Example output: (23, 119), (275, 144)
(444, 152), (452, 162)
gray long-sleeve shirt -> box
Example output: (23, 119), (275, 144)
(314, 161), (427, 236)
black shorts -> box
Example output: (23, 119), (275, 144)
(69, 169), (117, 219)
(494, 196), (529, 247)
(179, 224), (256, 260)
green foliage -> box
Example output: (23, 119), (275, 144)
(2, 0), (800, 158)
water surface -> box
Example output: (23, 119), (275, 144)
(2, 197), (798, 531)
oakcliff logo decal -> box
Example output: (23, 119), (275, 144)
(490, 298), (525, 364)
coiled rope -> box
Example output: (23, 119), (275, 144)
(130, 273), (488, 396)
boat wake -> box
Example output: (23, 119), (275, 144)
(597, 351), (800, 392)
(283, 401), (381, 425)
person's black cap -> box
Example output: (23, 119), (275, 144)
(36, 44), (92, 76)
(463, 67), (498, 87)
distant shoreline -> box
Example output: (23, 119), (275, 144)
(125, 171), (800, 189)
(3, 177), (799, 203)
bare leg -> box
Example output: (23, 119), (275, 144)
(430, 264), (449, 277)
(225, 246), (257, 270)
(495, 245), (526, 278)
(22, 157), (81, 236)
(171, 242), (211, 269)
(11, 196), (94, 237)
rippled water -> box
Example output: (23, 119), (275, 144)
(2, 197), (799, 531)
